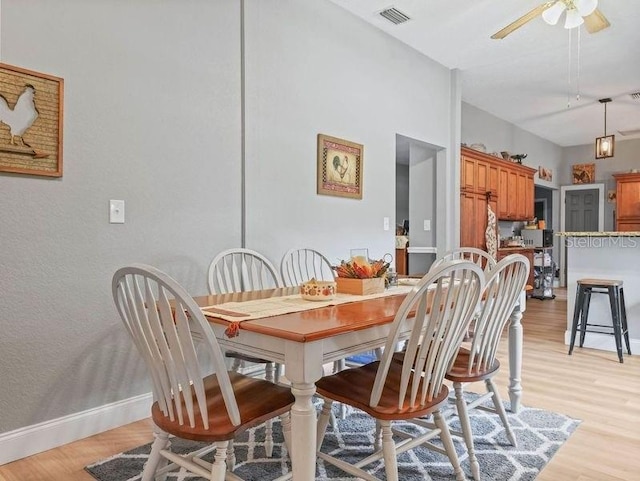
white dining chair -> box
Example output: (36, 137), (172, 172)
(280, 247), (335, 287)
(208, 248), (282, 294)
(445, 253), (529, 481)
(112, 264), (293, 481)
(315, 260), (485, 481)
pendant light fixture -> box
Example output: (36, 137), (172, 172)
(595, 98), (614, 159)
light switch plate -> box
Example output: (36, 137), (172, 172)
(109, 200), (125, 224)
(383, 217), (390, 231)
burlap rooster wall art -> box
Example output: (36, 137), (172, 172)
(0, 63), (64, 177)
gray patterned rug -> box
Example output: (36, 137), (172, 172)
(86, 394), (579, 481)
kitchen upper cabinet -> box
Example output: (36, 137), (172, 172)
(460, 147), (536, 250)
(461, 151), (495, 196)
(614, 172), (640, 231)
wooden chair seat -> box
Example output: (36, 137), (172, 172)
(317, 361), (449, 421)
(152, 372), (293, 442)
(445, 348), (500, 383)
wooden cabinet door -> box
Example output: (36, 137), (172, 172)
(498, 168), (509, 218)
(507, 170), (518, 219)
(476, 160), (489, 193)
(461, 155), (476, 192)
(617, 181), (640, 219)
(460, 192), (477, 247)
(516, 173), (527, 219)
(489, 165), (499, 193)
(525, 174), (534, 220)
(617, 221), (640, 232)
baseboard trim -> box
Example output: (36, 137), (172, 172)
(563, 330), (639, 356)
(0, 392), (153, 465)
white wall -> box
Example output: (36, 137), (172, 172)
(0, 0), (459, 460)
(462, 102), (563, 190)
(243, 0), (454, 265)
(0, 0), (241, 435)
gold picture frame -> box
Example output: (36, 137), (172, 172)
(572, 163), (595, 184)
(317, 134), (363, 199)
(0, 63), (64, 177)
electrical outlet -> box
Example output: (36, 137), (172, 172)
(423, 219), (431, 231)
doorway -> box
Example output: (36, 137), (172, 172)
(559, 183), (605, 285)
(395, 134), (442, 275)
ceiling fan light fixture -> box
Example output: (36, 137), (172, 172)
(574, 0), (598, 17)
(564, 8), (585, 29)
(542, 1), (567, 25)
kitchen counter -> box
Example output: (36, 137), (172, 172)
(557, 231), (640, 237)
(498, 246), (535, 251)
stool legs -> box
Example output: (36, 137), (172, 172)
(620, 288), (632, 356)
(579, 288), (592, 348)
(608, 286), (624, 363)
(569, 284), (583, 355)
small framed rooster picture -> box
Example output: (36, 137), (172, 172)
(0, 63), (64, 177)
(317, 134), (363, 199)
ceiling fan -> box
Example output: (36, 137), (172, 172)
(491, 0), (610, 39)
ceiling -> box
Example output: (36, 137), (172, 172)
(328, 0), (640, 147)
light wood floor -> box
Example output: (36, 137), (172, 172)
(1, 289), (639, 481)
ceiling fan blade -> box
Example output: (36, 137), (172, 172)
(584, 8), (610, 33)
(491, 3), (552, 39)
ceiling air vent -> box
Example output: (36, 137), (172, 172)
(630, 92), (640, 100)
(618, 129), (640, 137)
(379, 7), (411, 25)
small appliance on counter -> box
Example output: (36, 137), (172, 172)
(521, 229), (554, 248)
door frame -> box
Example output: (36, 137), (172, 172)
(559, 183), (605, 285)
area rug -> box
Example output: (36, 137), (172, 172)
(86, 394), (580, 481)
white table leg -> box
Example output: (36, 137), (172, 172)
(289, 381), (317, 481)
(508, 304), (523, 413)
(285, 342), (323, 481)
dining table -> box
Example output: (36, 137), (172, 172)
(194, 283), (527, 481)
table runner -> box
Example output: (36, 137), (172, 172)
(202, 280), (420, 337)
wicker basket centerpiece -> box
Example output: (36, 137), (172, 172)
(333, 257), (390, 295)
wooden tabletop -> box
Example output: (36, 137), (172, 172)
(194, 287), (408, 343)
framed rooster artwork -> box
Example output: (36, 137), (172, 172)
(317, 133), (363, 199)
(0, 63), (64, 177)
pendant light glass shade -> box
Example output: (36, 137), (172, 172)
(595, 136), (614, 158)
(595, 98), (614, 159)
(564, 9), (585, 29)
(542, 2), (567, 25)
